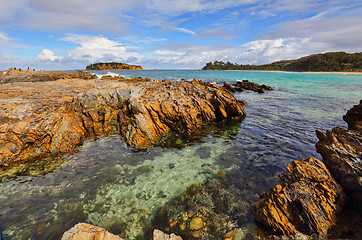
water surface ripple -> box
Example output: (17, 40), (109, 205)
(0, 70), (361, 239)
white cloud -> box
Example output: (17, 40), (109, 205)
(143, 37), (316, 68)
(259, 16), (362, 53)
(38, 49), (58, 61)
(60, 34), (142, 63)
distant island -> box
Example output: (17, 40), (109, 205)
(203, 52), (362, 72)
(86, 62), (143, 70)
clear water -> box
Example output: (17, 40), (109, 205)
(1, 70), (361, 239)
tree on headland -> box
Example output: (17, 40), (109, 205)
(202, 52), (362, 72)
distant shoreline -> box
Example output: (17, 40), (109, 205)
(208, 69), (362, 74)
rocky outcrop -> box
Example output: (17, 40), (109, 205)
(253, 101), (362, 238)
(343, 100), (362, 130)
(223, 80), (273, 93)
(0, 75), (245, 166)
(316, 101), (362, 203)
(0, 69), (96, 84)
(61, 223), (124, 240)
(86, 62), (143, 70)
(252, 157), (346, 237)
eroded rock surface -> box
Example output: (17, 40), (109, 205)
(0, 75), (245, 166)
(61, 223), (124, 240)
(316, 101), (362, 203)
(252, 157), (346, 237)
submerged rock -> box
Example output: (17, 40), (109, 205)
(252, 157), (346, 237)
(61, 223), (124, 240)
(0, 74), (245, 166)
(153, 229), (182, 240)
(153, 164), (277, 240)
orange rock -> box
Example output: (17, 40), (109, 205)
(61, 223), (124, 240)
(0, 76), (245, 166)
(252, 157), (345, 237)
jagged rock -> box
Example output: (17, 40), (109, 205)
(252, 157), (346, 237)
(153, 229), (182, 240)
(61, 223), (124, 240)
(0, 75), (245, 166)
(343, 100), (362, 131)
(232, 80), (273, 93)
(222, 82), (236, 93)
(316, 101), (362, 203)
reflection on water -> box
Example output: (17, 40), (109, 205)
(1, 71), (361, 239)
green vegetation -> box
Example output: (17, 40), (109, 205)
(86, 62), (143, 70)
(203, 52), (362, 72)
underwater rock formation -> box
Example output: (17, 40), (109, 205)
(0, 73), (245, 166)
(61, 223), (124, 240)
(316, 100), (362, 203)
(153, 229), (182, 240)
(153, 164), (277, 240)
(252, 157), (345, 237)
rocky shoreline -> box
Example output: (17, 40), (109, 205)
(0, 69), (245, 167)
(1, 68), (360, 239)
(252, 100), (362, 239)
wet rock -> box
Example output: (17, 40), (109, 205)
(316, 101), (362, 203)
(153, 229), (182, 240)
(61, 223), (124, 240)
(343, 100), (362, 131)
(238, 100), (248, 105)
(154, 165), (274, 240)
(252, 158), (346, 237)
(0, 76), (245, 166)
(222, 82), (236, 93)
(232, 80), (273, 93)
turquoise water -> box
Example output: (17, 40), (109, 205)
(0, 70), (361, 239)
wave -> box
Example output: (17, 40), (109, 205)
(95, 71), (122, 79)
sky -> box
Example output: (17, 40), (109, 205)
(0, 0), (361, 70)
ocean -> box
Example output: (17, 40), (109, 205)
(0, 70), (361, 239)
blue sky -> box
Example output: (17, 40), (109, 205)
(0, 0), (361, 70)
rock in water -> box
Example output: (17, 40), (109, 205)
(153, 229), (182, 240)
(252, 158), (346, 237)
(0, 76), (245, 166)
(343, 100), (362, 131)
(61, 223), (124, 240)
(316, 100), (362, 203)
(232, 80), (273, 93)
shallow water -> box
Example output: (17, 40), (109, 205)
(0, 70), (361, 239)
